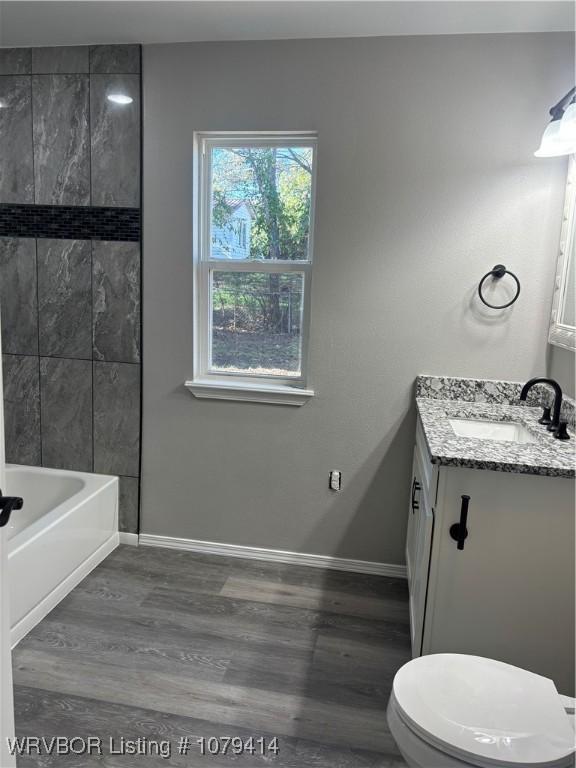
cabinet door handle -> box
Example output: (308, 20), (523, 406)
(449, 495), (470, 550)
(411, 479), (421, 513)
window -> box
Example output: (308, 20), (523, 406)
(188, 133), (317, 405)
(237, 220), (247, 250)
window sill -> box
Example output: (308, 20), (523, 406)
(185, 378), (315, 406)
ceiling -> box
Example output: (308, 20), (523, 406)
(0, 1), (573, 47)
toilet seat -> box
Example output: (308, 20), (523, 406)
(391, 654), (576, 768)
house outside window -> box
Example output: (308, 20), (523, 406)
(212, 202), (252, 260)
(188, 132), (317, 405)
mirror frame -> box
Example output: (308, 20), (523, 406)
(549, 155), (576, 352)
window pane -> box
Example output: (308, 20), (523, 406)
(210, 146), (313, 261)
(211, 271), (304, 377)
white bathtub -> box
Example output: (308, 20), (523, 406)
(5, 464), (119, 647)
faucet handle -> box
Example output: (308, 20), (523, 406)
(554, 422), (570, 441)
(538, 406), (552, 425)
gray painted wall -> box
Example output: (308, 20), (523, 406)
(142, 33), (572, 564)
(0, 45), (142, 533)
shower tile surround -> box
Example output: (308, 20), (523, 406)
(0, 45), (141, 533)
(32, 73), (91, 205)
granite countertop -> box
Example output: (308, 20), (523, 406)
(415, 376), (576, 479)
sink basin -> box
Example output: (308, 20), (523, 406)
(448, 418), (538, 444)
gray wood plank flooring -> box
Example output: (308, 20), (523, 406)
(13, 545), (410, 766)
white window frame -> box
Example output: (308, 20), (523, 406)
(237, 219), (247, 249)
(186, 131), (317, 405)
(549, 154), (576, 352)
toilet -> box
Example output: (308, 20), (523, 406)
(387, 654), (576, 768)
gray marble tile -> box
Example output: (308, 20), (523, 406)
(32, 74), (90, 205)
(0, 49), (31, 75)
(0, 76), (34, 203)
(32, 46), (89, 74)
(40, 357), (92, 471)
(89, 45), (140, 74)
(0, 237), (38, 355)
(119, 476), (139, 533)
(37, 238), (91, 359)
(2, 353), (40, 466)
(93, 362), (140, 476)
(90, 74), (140, 207)
(93, 241), (140, 363)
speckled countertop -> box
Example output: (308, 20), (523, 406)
(416, 376), (576, 479)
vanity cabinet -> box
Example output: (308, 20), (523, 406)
(405, 421), (434, 655)
(408, 416), (575, 694)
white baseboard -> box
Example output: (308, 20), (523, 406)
(138, 534), (407, 579)
(11, 532), (119, 648)
(119, 532), (139, 546)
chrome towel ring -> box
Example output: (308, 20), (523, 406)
(478, 264), (521, 309)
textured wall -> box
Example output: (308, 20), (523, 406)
(142, 33), (572, 564)
(0, 45), (141, 533)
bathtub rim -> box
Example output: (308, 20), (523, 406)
(6, 464), (118, 554)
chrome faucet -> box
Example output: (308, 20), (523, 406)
(519, 377), (563, 433)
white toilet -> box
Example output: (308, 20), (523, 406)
(387, 654), (576, 768)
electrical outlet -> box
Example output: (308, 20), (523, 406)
(329, 470), (342, 491)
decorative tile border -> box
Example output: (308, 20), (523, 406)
(0, 204), (140, 242)
(416, 375), (575, 428)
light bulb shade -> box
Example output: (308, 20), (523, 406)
(559, 102), (576, 140)
(535, 118), (576, 157)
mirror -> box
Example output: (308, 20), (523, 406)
(549, 155), (576, 351)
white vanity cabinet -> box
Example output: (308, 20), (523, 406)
(405, 420), (435, 655)
(408, 416), (575, 695)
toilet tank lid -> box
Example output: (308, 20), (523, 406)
(393, 654), (576, 768)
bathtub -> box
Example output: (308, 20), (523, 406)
(5, 464), (119, 647)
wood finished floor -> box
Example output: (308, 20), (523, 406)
(12, 545), (410, 767)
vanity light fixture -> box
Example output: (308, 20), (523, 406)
(107, 93), (133, 105)
(534, 86), (576, 157)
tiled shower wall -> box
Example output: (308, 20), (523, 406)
(0, 45), (141, 533)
